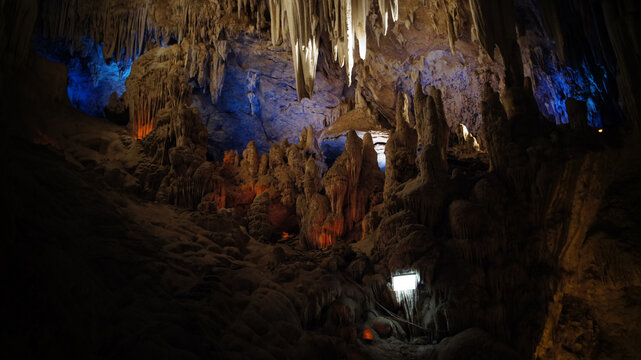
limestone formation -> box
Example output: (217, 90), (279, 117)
(356, 133), (384, 223)
(385, 92), (418, 197)
(268, 0), (399, 98)
(414, 82), (449, 172)
(240, 141), (260, 178)
(248, 192), (273, 242)
(124, 43), (228, 139)
(481, 83), (511, 172)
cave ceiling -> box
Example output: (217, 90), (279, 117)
(4, 0), (626, 155)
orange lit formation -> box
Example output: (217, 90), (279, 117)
(125, 45), (194, 141)
(132, 94), (158, 139)
(197, 130), (383, 251)
(362, 328), (374, 341)
(318, 216), (344, 250)
(317, 233), (333, 250)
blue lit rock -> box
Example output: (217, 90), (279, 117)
(37, 39), (132, 118)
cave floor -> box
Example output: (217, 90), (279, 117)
(2, 110), (443, 359)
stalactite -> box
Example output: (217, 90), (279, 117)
(268, 0), (281, 46)
(446, 13), (456, 54)
(268, 0), (398, 99)
(38, 0), (227, 64)
(125, 43), (227, 139)
(39, 0), (399, 100)
(280, 0), (319, 100)
(38, 1), (231, 139)
(378, 0), (398, 36)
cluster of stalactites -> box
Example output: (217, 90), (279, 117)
(38, 0), (227, 63)
(126, 44), (228, 139)
(267, 0), (399, 100)
(377, 0), (398, 35)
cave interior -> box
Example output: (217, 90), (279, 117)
(2, 0), (641, 359)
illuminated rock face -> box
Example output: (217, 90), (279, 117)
(268, 0), (399, 98)
(36, 39), (133, 118)
(30, 0), (617, 158)
(125, 43), (228, 139)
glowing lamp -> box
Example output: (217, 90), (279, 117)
(598, 129), (604, 133)
(392, 273), (418, 292)
(362, 328), (374, 341)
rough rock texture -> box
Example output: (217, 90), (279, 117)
(124, 43), (226, 139)
(384, 92), (418, 198)
(3, 1), (641, 360)
(28, 0), (627, 159)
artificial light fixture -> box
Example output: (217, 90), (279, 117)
(390, 271), (421, 326)
(392, 272), (419, 292)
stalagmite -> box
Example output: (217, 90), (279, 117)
(480, 83), (510, 172)
(323, 160), (349, 215)
(241, 141), (260, 178)
(344, 131), (364, 226)
(248, 192), (273, 242)
(258, 153), (269, 176)
(302, 125), (325, 171)
(385, 92), (418, 197)
(303, 157), (322, 199)
(414, 83), (449, 162)
(356, 132), (384, 223)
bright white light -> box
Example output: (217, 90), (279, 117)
(392, 273), (418, 292)
(356, 131), (388, 171)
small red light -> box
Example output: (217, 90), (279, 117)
(362, 328), (374, 341)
